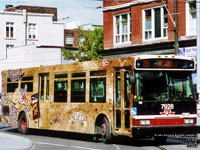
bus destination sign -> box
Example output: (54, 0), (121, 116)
(136, 59), (195, 69)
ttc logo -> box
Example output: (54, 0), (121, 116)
(160, 104), (175, 116)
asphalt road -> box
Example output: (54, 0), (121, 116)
(0, 124), (199, 150)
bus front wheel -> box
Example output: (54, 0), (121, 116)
(101, 117), (112, 144)
(18, 113), (28, 134)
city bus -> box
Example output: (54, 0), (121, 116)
(0, 55), (198, 143)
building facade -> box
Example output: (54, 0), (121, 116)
(0, 6), (64, 90)
(0, 8), (64, 59)
(102, 0), (197, 58)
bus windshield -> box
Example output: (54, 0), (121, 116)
(135, 71), (195, 101)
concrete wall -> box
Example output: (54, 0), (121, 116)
(3, 44), (62, 70)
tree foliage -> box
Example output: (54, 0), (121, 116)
(62, 27), (103, 62)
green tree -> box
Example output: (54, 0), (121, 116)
(62, 27), (103, 62)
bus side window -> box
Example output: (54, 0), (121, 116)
(71, 72), (86, 103)
(7, 83), (18, 93)
(21, 76), (33, 92)
(40, 76), (44, 100)
(90, 78), (106, 103)
(90, 70), (106, 103)
(71, 79), (86, 103)
(124, 72), (130, 108)
(54, 73), (68, 103)
(116, 72), (121, 108)
(21, 82), (33, 92)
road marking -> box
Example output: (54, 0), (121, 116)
(112, 144), (121, 150)
(156, 146), (167, 150)
(37, 142), (103, 150)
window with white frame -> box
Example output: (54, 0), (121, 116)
(28, 23), (37, 39)
(186, 1), (196, 36)
(79, 36), (85, 43)
(65, 34), (74, 47)
(6, 22), (14, 38)
(114, 13), (131, 44)
(143, 6), (168, 40)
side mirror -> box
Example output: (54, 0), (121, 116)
(130, 76), (136, 85)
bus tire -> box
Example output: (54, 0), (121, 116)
(101, 117), (112, 144)
(18, 113), (28, 135)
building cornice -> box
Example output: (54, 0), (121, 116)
(103, 0), (161, 12)
(0, 11), (53, 17)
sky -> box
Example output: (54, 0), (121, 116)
(0, 0), (103, 25)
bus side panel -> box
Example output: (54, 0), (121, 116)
(42, 103), (112, 134)
(1, 69), (36, 128)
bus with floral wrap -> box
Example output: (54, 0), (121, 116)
(1, 55), (198, 143)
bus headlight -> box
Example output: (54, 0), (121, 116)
(140, 120), (151, 125)
(184, 119), (194, 124)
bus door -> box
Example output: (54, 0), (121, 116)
(114, 70), (131, 136)
(38, 73), (50, 128)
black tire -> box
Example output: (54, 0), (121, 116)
(101, 117), (112, 144)
(154, 136), (167, 144)
(18, 113), (28, 134)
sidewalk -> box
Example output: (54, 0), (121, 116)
(0, 122), (33, 150)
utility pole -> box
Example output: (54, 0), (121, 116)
(174, 0), (179, 55)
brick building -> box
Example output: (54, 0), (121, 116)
(64, 29), (82, 49)
(64, 24), (102, 49)
(102, 0), (197, 58)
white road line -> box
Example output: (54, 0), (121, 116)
(112, 144), (121, 150)
(37, 141), (103, 150)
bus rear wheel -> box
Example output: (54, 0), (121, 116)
(18, 113), (28, 134)
(101, 117), (112, 144)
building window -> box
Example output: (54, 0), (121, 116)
(28, 23), (37, 39)
(6, 44), (14, 49)
(143, 6), (168, 40)
(114, 13), (131, 44)
(65, 34), (74, 47)
(79, 36), (85, 43)
(186, 1), (196, 36)
(6, 22), (14, 38)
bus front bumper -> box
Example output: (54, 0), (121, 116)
(132, 125), (200, 137)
